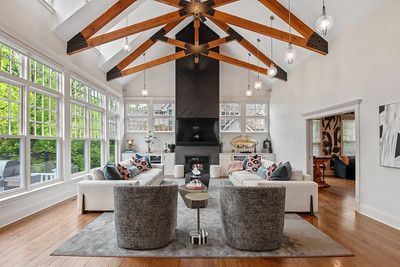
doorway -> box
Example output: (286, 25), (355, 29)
(304, 100), (361, 211)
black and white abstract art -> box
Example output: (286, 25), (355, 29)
(379, 102), (400, 168)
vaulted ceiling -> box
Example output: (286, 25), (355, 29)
(54, 0), (383, 87)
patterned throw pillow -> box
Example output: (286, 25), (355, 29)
(132, 157), (150, 173)
(266, 163), (278, 180)
(117, 163), (131, 180)
(245, 155), (262, 173)
(134, 153), (152, 168)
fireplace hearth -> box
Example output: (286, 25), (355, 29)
(185, 156), (210, 174)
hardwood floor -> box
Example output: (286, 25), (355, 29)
(1, 177), (399, 267)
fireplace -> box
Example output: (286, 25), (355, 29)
(185, 156), (210, 174)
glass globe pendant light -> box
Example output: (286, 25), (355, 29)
(253, 39), (263, 90)
(142, 53), (148, 97)
(246, 53), (253, 97)
(267, 16), (277, 79)
(315, 0), (334, 36)
(284, 0), (296, 64)
(122, 16), (131, 52)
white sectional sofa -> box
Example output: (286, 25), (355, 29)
(229, 170), (318, 213)
(77, 163), (164, 213)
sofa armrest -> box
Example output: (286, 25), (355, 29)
(152, 164), (164, 172)
(303, 174), (313, 181)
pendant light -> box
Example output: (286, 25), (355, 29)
(315, 0), (334, 36)
(284, 0), (296, 64)
(142, 53), (148, 97)
(267, 16), (277, 79)
(246, 53), (253, 97)
(122, 16), (131, 52)
(253, 39), (263, 90)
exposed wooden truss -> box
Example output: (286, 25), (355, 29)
(68, 0), (329, 82)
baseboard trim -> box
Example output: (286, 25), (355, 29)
(359, 204), (400, 230)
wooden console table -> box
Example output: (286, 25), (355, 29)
(313, 156), (331, 188)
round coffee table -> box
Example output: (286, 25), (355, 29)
(184, 192), (210, 245)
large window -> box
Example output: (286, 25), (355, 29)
(107, 95), (119, 163)
(29, 58), (61, 91)
(0, 82), (21, 135)
(220, 103), (241, 133)
(313, 119), (321, 156)
(153, 103), (174, 132)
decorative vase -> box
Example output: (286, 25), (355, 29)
(147, 142), (152, 153)
(168, 144), (176, 153)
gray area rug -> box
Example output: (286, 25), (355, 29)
(52, 179), (352, 258)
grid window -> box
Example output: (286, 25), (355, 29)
(71, 104), (86, 139)
(127, 117), (147, 132)
(0, 81), (21, 135)
(30, 139), (57, 185)
(246, 118), (267, 132)
(29, 59), (61, 91)
(89, 88), (104, 107)
(29, 91), (57, 137)
(128, 103), (148, 116)
(313, 119), (321, 156)
(246, 103), (267, 116)
(220, 118), (241, 133)
(108, 96), (119, 113)
(343, 120), (356, 156)
(0, 42), (23, 77)
(127, 103), (148, 132)
(70, 79), (87, 102)
(154, 102), (174, 132)
(154, 118), (173, 132)
(0, 138), (22, 192)
(90, 110), (102, 139)
(90, 140), (101, 169)
(108, 114), (118, 139)
(71, 139), (86, 174)
(220, 103), (241, 133)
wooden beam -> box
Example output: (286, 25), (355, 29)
(194, 18), (200, 63)
(160, 37), (188, 50)
(206, 37), (235, 49)
(202, 51), (268, 75)
(107, 19), (183, 81)
(120, 51), (193, 78)
(212, 0), (239, 7)
(155, 0), (187, 8)
(67, 0), (138, 54)
(209, 18), (287, 81)
(206, 10), (328, 55)
(69, 11), (188, 54)
(258, 0), (314, 38)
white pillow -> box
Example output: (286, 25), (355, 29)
(91, 167), (105, 180)
(119, 160), (132, 168)
(262, 160), (276, 169)
(290, 170), (304, 181)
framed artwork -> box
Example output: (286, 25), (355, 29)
(379, 102), (400, 168)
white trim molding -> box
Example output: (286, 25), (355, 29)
(359, 204), (400, 230)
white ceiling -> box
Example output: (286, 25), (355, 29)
(54, 0), (385, 87)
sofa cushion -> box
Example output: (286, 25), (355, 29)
(132, 157), (150, 173)
(117, 164), (131, 180)
(257, 165), (267, 179)
(231, 170), (263, 185)
(135, 153), (152, 168)
(119, 160), (132, 168)
(266, 163), (278, 179)
(290, 170), (304, 181)
(128, 165), (140, 178)
(103, 163), (122, 180)
(270, 162), (292, 181)
(91, 168), (105, 180)
(133, 168), (163, 185)
(245, 155), (262, 173)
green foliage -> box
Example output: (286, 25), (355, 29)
(71, 140), (85, 173)
(90, 140), (101, 169)
(0, 138), (20, 161)
(30, 139), (57, 173)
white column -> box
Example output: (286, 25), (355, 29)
(63, 70), (72, 180)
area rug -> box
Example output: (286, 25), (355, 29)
(52, 179), (352, 258)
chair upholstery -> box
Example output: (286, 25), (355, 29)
(334, 156), (355, 179)
(220, 185), (286, 251)
(113, 183), (178, 249)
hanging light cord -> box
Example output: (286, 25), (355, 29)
(256, 40), (260, 80)
(125, 16), (129, 43)
(322, 0), (326, 15)
(288, 0), (292, 44)
(143, 53), (146, 92)
(248, 53), (251, 88)
(270, 17), (274, 61)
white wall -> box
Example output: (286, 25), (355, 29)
(270, 0), (400, 229)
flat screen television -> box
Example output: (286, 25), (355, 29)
(176, 118), (219, 146)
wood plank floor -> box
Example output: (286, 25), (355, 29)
(1, 177), (399, 267)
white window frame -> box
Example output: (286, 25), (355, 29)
(245, 103), (268, 133)
(126, 102), (149, 133)
(220, 102), (241, 133)
(153, 102), (174, 133)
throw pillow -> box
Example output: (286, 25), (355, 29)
(266, 163), (278, 179)
(91, 168), (105, 180)
(117, 164), (131, 180)
(339, 155), (350, 166)
(228, 160), (244, 174)
(245, 154), (262, 173)
(103, 163), (122, 180)
(119, 159), (133, 168)
(128, 165), (140, 178)
(134, 153), (152, 168)
(270, 162), (292, 181)
(132, 157), (150, 173)
(262, 159), (276, 169)
(257, 165), (268, 179)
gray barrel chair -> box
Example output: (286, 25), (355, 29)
(113, 183), (178, 250)
(220, 185), (286, 251)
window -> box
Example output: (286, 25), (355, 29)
(313, 119), (321, 156)
(0, 81), (22, 192)
(343, 120), (356, 156)
(0, 42), (23, 77)
(154, 103), (174, 132)
(108, 95), (119, 114)
(108, 95), (119, 163)
(89, 88), (104, 107)
(0, 82), (21, 135)
(246, 103), (267, 132)
(70, 79), (87, 102)
(29, 58), (61, 91)
(220, 103), (241, 133)
(28, 91), (58, 185)
(127, 103), (148, 132)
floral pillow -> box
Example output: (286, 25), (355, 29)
(245, 155), (262, 173)
(266, 163), (279, 180)
(131, 157), (150, 173)
(228, 160), (244, 174)
(117, 163), (131, 180)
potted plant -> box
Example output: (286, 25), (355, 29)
(144, 131), (157, 153)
